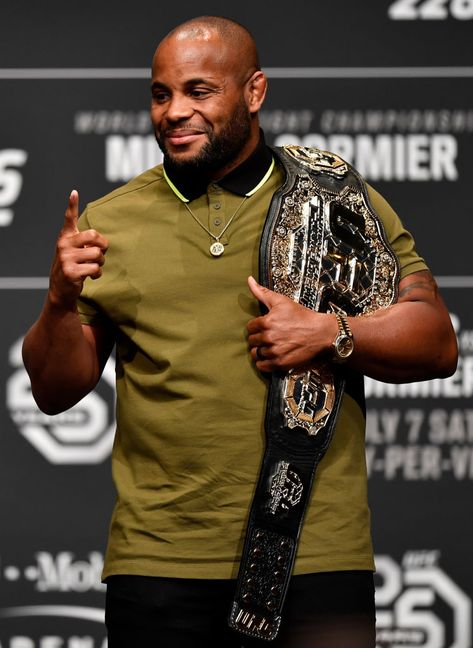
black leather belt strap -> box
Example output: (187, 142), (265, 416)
(228, 371), (345, 640)
(229, 145), (399, 641)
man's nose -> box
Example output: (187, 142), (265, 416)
(165, 94), (194, 122)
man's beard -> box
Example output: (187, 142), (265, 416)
(156, 98), (252, 177)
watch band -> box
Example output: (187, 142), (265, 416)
(333, 314), (354, 362)
(336, 314), (352, 338)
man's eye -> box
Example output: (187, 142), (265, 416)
(152, 92), (169, 103)
(190, 89), (210, 98)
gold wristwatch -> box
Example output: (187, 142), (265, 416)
(332, 314), (354, 363)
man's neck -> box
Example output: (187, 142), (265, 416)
(209, 129), (261, 181)
(163, 129), (273, 202)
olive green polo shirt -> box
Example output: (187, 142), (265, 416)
(77, 156), (426, 580)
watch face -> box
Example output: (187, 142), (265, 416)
(335, 334), (354, 359)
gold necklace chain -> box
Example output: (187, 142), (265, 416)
(163, 158), (275, 257)
(184, 195), (248, 257)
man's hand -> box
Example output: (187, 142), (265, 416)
(247, 270), (458, 382)
(247, 276), (337, 372)
(49, 190), (109, 309)
(22, 189), (112, 414)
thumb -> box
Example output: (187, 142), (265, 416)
(247, 276), (280, 309)
(63, 189), (80, 234)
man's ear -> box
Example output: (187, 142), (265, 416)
(246, 71), (267, 114)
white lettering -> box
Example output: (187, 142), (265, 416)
(35, 552), (104, 592)
(320, 109), (473, 133)
(394, 135), (406, 180)
(388, 0), (420, 19)
(384, 445), (442, 479)
(459, 329), (473, 352)
(428, 409), (473, 443)
(40, 639), (63, 648)
(374, 555), (402, 605)
(450, 446), (473, 478)
(2, 639), (104, 648)
(451, 0), (473, 18)
(11, 640), (34, 648)
(74, 110), (151, 135)
(407, 134), (430, 180)
(366, 446), (377, 477)
(463, 356), (473, 395)
(355, 135), (393, 180)
(431, 134), (458, 179)
(405, 567), (472, 647)
(376, 556), (472, 647)
(403, 550), (441, 568)
(273, 134), (458, 182)
(259, 110), (314, 134)
(366, 409), (400, 443)
(0, 149), (28, 226)
(420, 0), (450, 19)
(105, 135), (162, 182)
(69, 639), (95, 648)
(405, 409), (424, 442)
(389, 0), (473, 19)
(396, 588), (444, 648)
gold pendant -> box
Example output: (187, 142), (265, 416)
(210, 241), (225, 257)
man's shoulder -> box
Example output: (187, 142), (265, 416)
(88, 164), (166, 211)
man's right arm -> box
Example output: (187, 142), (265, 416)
(22, 190), (112, 414)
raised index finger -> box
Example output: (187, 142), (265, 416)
(63, 189), (80, 234)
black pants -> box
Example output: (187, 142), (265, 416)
(105, 571), (376, 647)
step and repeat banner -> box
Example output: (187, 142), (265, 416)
(1, 2), (472, 647)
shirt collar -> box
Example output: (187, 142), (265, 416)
(163, 131), (274, 203)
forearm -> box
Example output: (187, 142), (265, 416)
(347, 299), (458, 383)
(247, 272), (458, 382)
(23, 189), (111, 413)
(22, 295), (101, 414)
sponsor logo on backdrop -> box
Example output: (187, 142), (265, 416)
(1, 551), (468, 647)
(0, 551), (106, 647)
(0, 149), (28, 227)
(0, 632), (106, 648)
(366, 310), (473, 480)
(2, 551), (105, 593)
(6, 337), (115, 464)
(376, 552), (471, 648)
(388, 0), (473, 20)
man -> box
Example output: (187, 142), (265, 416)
(23, 15), (457, 648)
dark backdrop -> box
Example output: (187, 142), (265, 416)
(1, 2), (472, 646)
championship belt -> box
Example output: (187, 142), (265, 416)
(228, 145), (399, 641)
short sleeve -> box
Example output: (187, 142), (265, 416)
(367, 184), (428, 279)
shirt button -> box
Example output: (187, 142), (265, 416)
(214, 218), (222, 226)
(213, 202), (221, 210)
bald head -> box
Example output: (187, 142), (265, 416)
(158, 16), (260, 85)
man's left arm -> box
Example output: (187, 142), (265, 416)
(247, 270), (458, 384)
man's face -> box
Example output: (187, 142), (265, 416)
(150, 33), (254, 177)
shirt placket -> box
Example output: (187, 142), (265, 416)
(207, 183), (228, 247)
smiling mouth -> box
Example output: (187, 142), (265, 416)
(165, 129), (207, 146)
